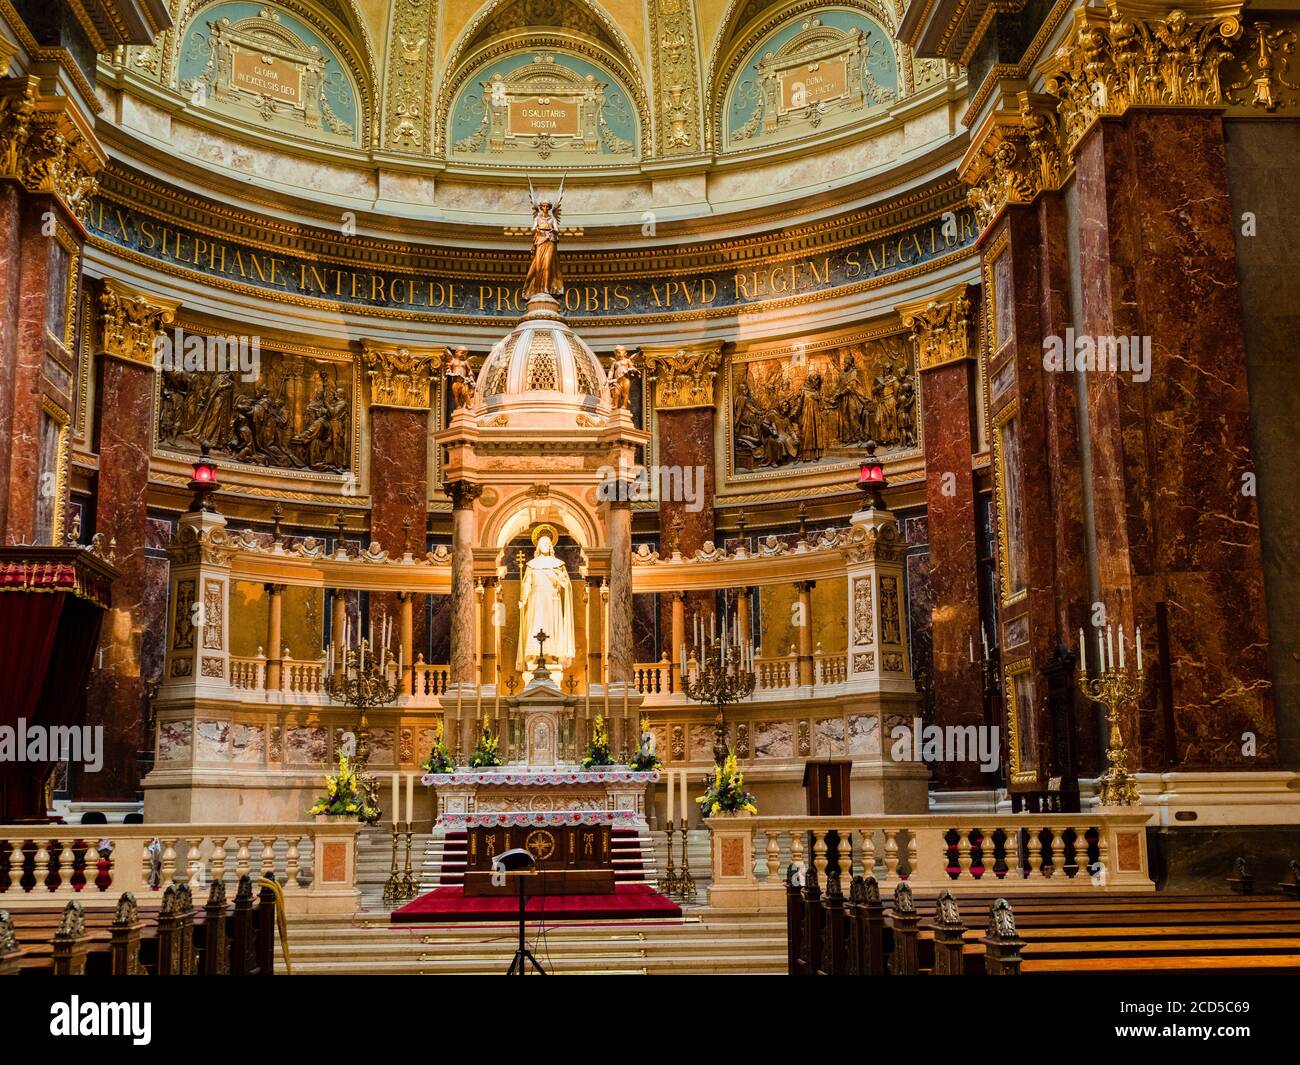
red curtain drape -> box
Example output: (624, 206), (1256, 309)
(0, 592), (66, 819)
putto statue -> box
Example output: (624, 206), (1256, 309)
(608, 344), (639, 409)
(446, 346), (475, 409)
(523, 176), (565, 299)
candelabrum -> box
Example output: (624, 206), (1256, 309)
(382, 821), (419, 905)
(676, 821), (697, 903)
(324, 639), (400, 766)
(661, 819), (680, 898)
(1077, 623), (1144, 808)
(682, 622), (756, 766)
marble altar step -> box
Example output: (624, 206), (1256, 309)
(284, 910), (788, 975)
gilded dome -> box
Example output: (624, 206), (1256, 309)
(475, 296), (608, 419)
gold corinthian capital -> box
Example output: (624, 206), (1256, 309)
(96, 279), (181, 367)
(897, 283), (976, 373)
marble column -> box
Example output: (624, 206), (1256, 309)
(265, 584), (284, 690)
(900, 284), (988, 790)
(605, 499), (634, 683)
(331, 591), (348, 678)
(646, 344), (721, 650)
(82, 280), (179, 801)
(398, 592), (414, 694)
(671, 590), (686, 691)
(1075, 110), (1275, 770)
(446, 479), (481, 753)
(362, 342), (439, 664)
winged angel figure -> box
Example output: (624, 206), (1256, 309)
(523, 175), (566, 298)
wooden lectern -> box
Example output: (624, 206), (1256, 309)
(802, 760), (852, 816)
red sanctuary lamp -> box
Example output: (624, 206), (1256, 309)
(857, 439), (888, 510)
(187, 443), (221, 512)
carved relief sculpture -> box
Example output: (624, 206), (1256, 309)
(732, 334), (916, 471)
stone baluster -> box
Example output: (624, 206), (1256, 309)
(838, 829), (853, 881)
(284, 837), (302, 892)
(8, 841), (23, 893)
(139, 842), (152, 890)
(884, 830), (899, 881)
(53, 842), (75, 895)
(33, 841), (50, 893)
(259, 836), (276, 878)
(160, 839), (178, 885)
(957, 828), (973, 878)
(812, 831), (829, 883)
(186, 837), (204, 887)
(1096, 829), (1110, 885)
(859, 828), (876, 878)
(1027, 829), (1043, 878)
(1004, 824), (1020, 880)
(790, 830), (805, 875)
(211, 837), (227, 885)
(234, 837), (252, 880)
(1050, 828), (1065, 878)
(766, 832), (781, 881)
(906, 832), (918, 880)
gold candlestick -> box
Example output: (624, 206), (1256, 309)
(400, 822), (417, 898)
(382, 826), (402, 906)
(677, 823), (697, 904)
(1080, 665), (1143, 807)
(662, 819), (679, 898)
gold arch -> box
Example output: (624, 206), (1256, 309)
(484, 491), (603, 559)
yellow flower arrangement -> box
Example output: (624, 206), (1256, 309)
(309, 753), (380, 822)
(696, 749), (758, 817)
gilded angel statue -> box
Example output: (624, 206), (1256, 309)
(523, 175), (566, 298)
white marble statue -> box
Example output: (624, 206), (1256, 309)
(516, 527), (575, 673)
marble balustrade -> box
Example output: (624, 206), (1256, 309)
(706, 811), (1155, 910)
(0, 822), (362, 913)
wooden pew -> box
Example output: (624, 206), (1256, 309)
(887, 882), (919, 975)
(845, 874), (884, 975)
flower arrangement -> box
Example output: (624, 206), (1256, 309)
(308, 753), (381, 823)
(468, 711), (502, 769)
(696, 749), (757, 818)
(628, 715), (662, 772)
(582, 713), (616, 769)
(419, 720), (455, 775)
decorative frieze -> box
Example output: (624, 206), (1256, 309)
(899, 283), (975, 372)
(381, 0), (438, 151)
(0, 76), (106, 223)
(95, 278), (180, 367)
(650, 0), (703, 154)
(361, 341), (443, 410)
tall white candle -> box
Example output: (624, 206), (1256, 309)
(1118, 624), (1126, 669)
(1106, 625), (1114, 672)
(406, 773), (414, 825)
(969, 636), (974, 664)
(391, 773), (399, 825)
(1097, 632), (1104, 676)
(1078, 628), (1086, 673)
(1136, 625), (1143, 672)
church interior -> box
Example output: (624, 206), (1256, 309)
(1, 0), (1299, 987)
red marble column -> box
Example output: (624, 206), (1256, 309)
(369, 404), (429, 662)
(655, 405), (716, 641)
(1075, 111), (1275, 769)
(914, 322), (986, 790)
(81, 353), (157, 799)
(982, 198), (1096, 791)
(0, 183), (21, 536)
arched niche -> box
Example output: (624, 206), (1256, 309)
(711, 2), (902, 153)
(168, 0), (372, 147)
(484, 490), (604, 563)
(434, 0), (649, 160)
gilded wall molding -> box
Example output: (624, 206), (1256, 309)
(381, 0), (437, 151)
(0, 76), (107, 223)
(649, 0), (704, 154)
(1042, 1), (1244, 158)
(959, 87), (1061, 232)
(644, 343), (723, 409)
(898, 282), (975, 372)
(361, 340), (444, 410)
(95, 277), (180, 366)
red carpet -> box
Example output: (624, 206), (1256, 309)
(391, 883), (682, 924)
